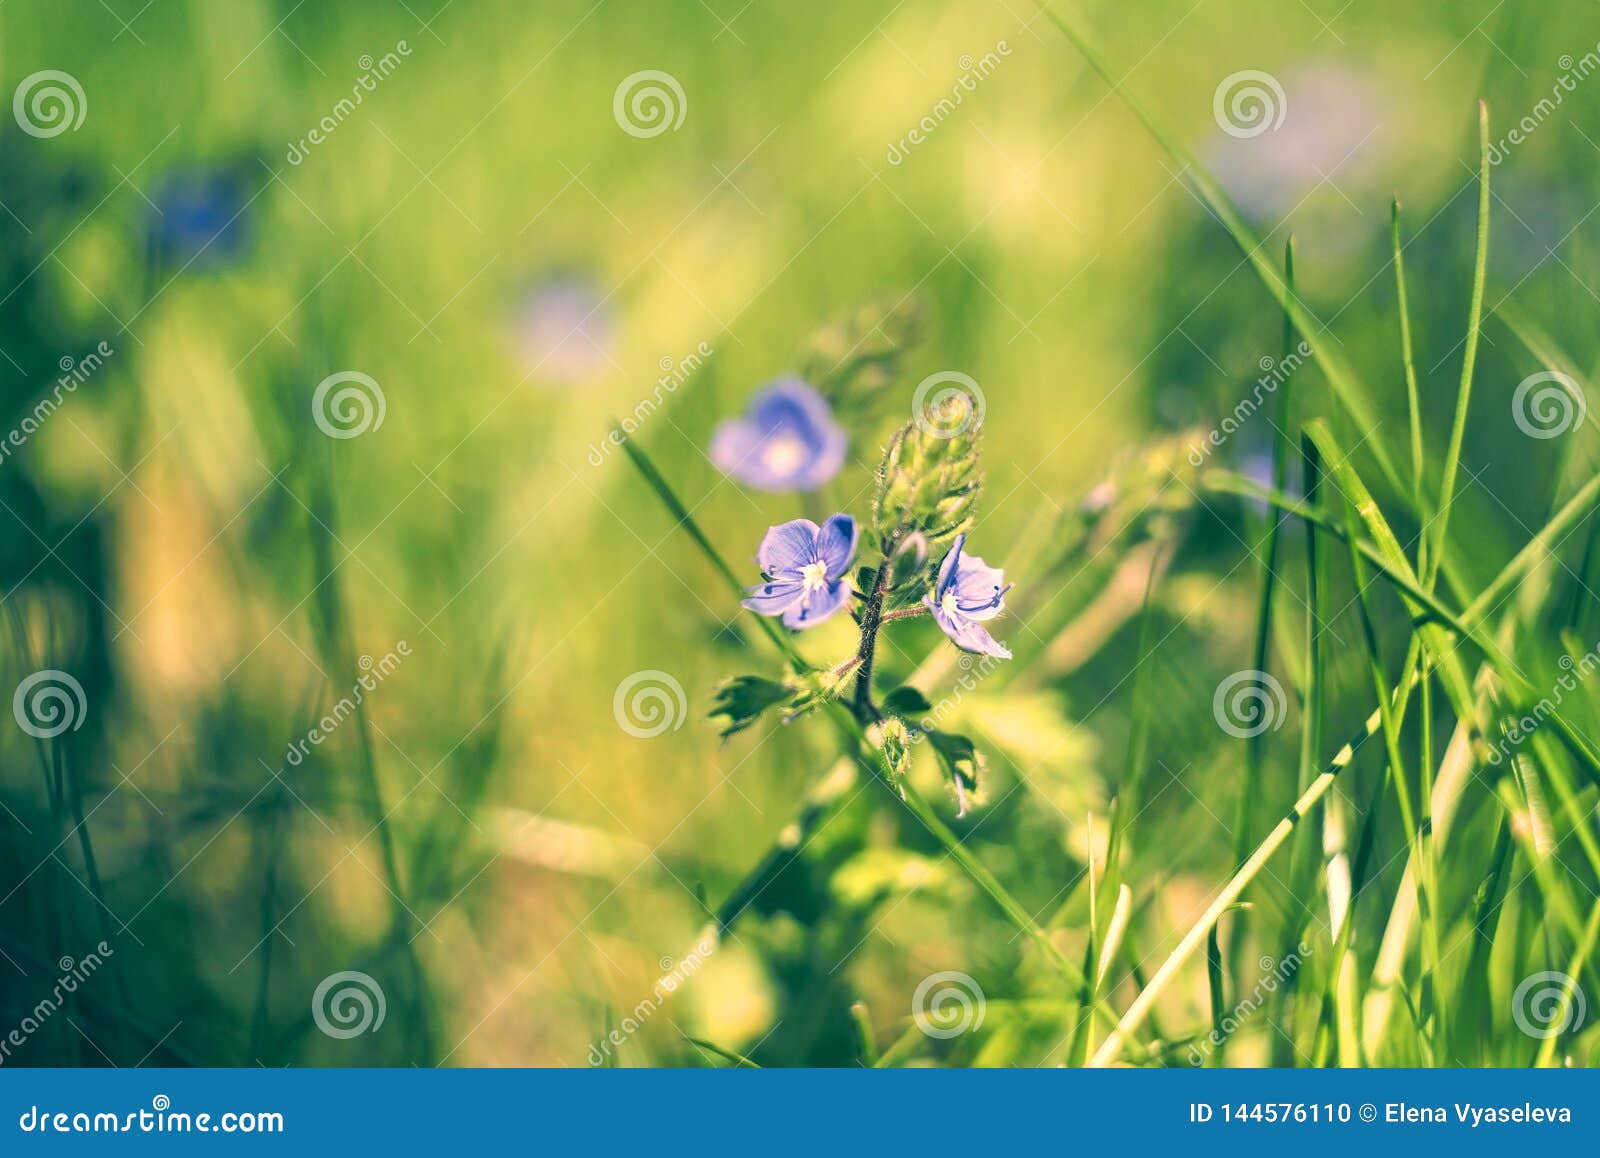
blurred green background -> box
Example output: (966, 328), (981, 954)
(2, 0), (1598, 1067)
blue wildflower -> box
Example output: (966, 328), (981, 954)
(148, 169), (250, 268)
(512, 275), (615, 385)
(740, 514), (857, 630)
(924, 534), (1013, 659)
(710, 377), (846, 492)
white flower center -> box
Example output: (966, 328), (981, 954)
(940, 589), (960, 616)
(761, 433), (806, 477)
(801, 560), (829, 591)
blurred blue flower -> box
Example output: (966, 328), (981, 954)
(710, 378), (846, 492)
(512, 275), (615, 385)
(1207, 63), (1389, 240)
(924, 534), (1013, 659)
(740, 514), (857, 630)
(148, 169), (250, 268)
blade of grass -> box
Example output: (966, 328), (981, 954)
(1424, 102), (1492, 590)
(1391, 197), (1428, 552)
(1233, 238), (1297, 869)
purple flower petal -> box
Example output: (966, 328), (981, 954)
(815, 514), (858, 578)
(929, 602), (1013, 659)
(781, 579), (849, 630)
(741, 578), (805, 616)
(710, 420), (763, 477)
(709, 377), (847, 492)
(935, 533), (967, 596)
(756, 519), (820, 577)
(952, 553), (1009, 622)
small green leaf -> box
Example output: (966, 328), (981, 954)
(882, 686), (932, 716)
(708, 675), (793, 738)
(925, 728), (985, 817)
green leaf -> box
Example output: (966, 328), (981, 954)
(882, 686), (932, 716)
(708, 675), (793, 738)
(925, 728), (985, 816)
